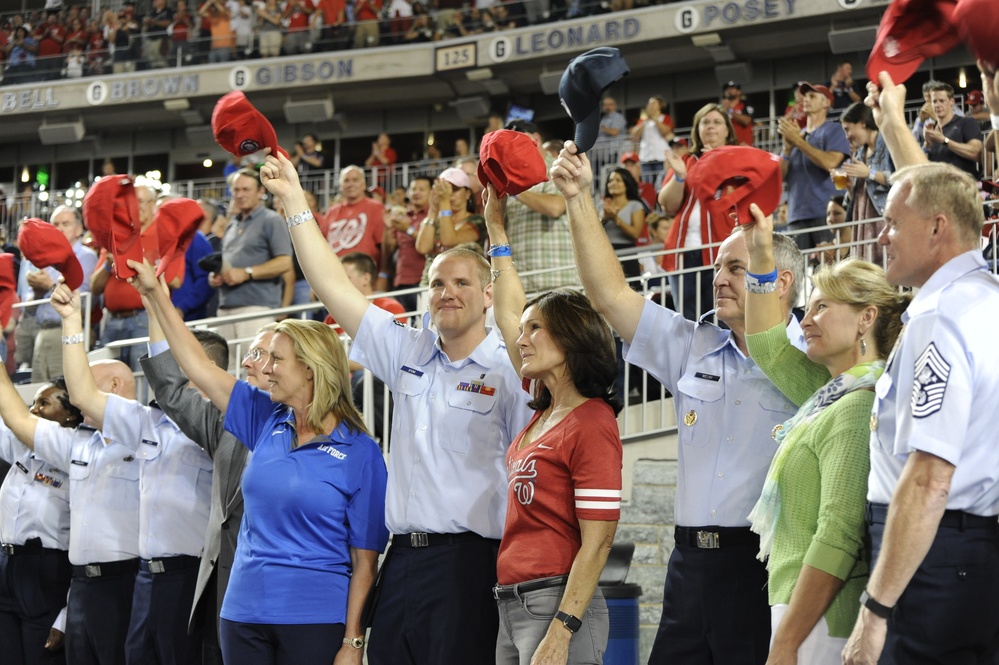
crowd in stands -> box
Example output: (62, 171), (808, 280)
(0, 0), (655, 82)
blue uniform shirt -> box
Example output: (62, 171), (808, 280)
(0, 423), (70, 550)
(33, 419), (140, 565)
(350, 305), (532, 539)
(623, 300), (803, 527)
(221, 380), (389, 624)
(868, 250), (999, 515)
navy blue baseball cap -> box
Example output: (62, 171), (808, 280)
(559, 47), (630, 153)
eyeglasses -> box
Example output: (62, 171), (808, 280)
(242, 348), (268, 362)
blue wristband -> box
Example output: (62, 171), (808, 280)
(746, 268), (778, 285)
(439, 210), (453, 217)
(488, 244), (512, 257)
(673, 175), (685, 183)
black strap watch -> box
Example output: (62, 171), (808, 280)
(859, 590), (893, 619)
(554, 610), (582, 633)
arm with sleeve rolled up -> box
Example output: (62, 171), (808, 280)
(743, 204), (830, 405)
(512, 189), (567, 219)
(259, 152), (372, 339)
(550, 142), (646, 344)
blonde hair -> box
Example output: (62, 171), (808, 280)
(272, 319), (368, 436)
(811, 258), (911, 358)
(891, 163), (984, 248)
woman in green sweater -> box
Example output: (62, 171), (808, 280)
(740, 203), (909, 664)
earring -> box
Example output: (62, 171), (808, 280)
(860, 337), (867, 356)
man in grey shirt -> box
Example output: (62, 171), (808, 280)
(209, 168), (292, 368)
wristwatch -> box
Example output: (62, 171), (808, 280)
(244, 266), (254, 280)
(944, 137), (951, 146)
(859, 590), (894, 619)
(554, 610), (582, 633)
(343, 636), (365, 649)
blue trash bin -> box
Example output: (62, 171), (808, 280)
(601, 582), (642, 665)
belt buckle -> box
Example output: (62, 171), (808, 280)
(491, 585), (502, 600)
(148, 560), (166, 574)
(696, 530), (720, 549)
(1, 544), (13, 555)
(85, 564), (102, 578)
(410, 532), (429, 548)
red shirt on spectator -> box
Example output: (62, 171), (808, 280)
(36, 21), (65, 58)
(284, 0), (314, 31)
(355, 0), (382, 21)
(316, 0), (346, 25)
(319, 197), (384, 266)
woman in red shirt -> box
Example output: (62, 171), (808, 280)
(657, 103), (738, 321)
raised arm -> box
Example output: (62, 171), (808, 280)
(259, 153), (371, 338)
(0, 355), (40, 448)
(129, 259), (237, 413)
(550, 142), (645, 344)
(742, 205), (786, 335)
(50, 284), (109, 429)
(483, 185), (525, 377)
(866, 72), (929, 169)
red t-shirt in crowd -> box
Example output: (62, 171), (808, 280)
(285, 0), (314, 30)
(319, 197), (384, 265)
(99, 221), (184, 312)
(496, 398), (622, 585)
(392, 208), (426, 287)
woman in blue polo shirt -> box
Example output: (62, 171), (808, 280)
(131, 259), (389, 665)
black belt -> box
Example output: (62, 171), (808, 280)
(392, 531), (486, 548)
(867, 502), (998, 531)
(1, 538), (63, 556)
(674, 526), (759, 549)
(493, 575), (568, 600)
(140, 555), (200, 574)
(72, 558), (140, 578)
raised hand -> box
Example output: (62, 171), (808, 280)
(126, 257), (167, 297)
(742, 202), (776, 267)
(49, 282), (80, 319)
(550, 141), (593, 201)
(258, 151), (303, 201)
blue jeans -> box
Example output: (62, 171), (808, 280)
(99, 310), (149, 371)
(496, 582), (608, 665)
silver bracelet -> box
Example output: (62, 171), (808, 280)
(745, 280), (778, 294)
(62, 333), (85, 345)
(490, 261), (516, 281)
(286, 210), (315, 228)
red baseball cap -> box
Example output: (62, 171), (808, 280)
(967, 90), (985, 106)
(953, 0), (999, 69)
(620, 151), (640, 164)
(687, 146), (783, 227)
(82, 175), (143, 279)
(0, 253), (15, 329)
(212, 91), (289, 159)
(18, 218), (84, 290)
(154, 198), (203, 281)
(798, 82), (834, 105)
(866, 0), (961, 84)
(477, 130), (548, 197)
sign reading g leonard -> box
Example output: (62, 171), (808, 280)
(489, 17), (640, 63)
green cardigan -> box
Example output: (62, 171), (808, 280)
(747, 323), (871, 638)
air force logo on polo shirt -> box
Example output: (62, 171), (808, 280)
(912, 342), (950, 418)
(318, 444), (346, 460)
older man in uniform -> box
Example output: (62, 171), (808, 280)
(52, 283), (213, 665)
(550, 142), (805, 665)
(842, 72), (999, 665)
(258, 152), (532, 665)
(1, 357), (141, 665)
